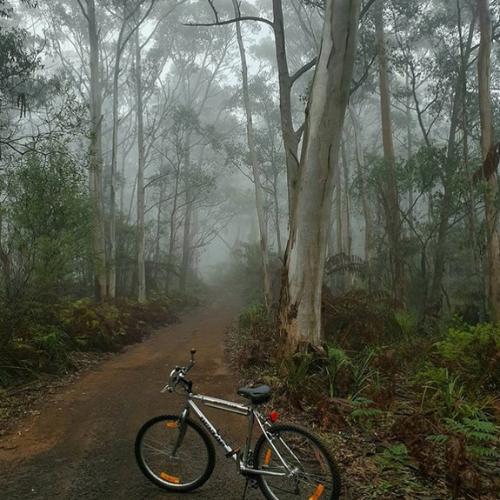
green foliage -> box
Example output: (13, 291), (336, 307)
(428, 416), (500, 462)
(350, 347), (380, 399)
(324, 345), (350, 398)
(0, 296), (183, 388)
(435, 322), (500, 390)
(394, 309), (418, 338)
(281, 352), (315, 393)
(377, 443), (410, 468)
(233, 303), (278, 372)
(238, 303), (268, 332)
(31, 326), (70, 368)
(349, 396), (383, 430)
(415, 366), (470, 419)
(0, 130), (94, 341)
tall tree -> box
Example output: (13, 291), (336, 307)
(134, 26), (146, 302)
(374, 0), (404, 304)
(76, 0), (107, 301)
(279, 0), (362, 351)
(476, 0), (500, 319)
(232, 0), (272, 307)
(108, 0), (156, 298)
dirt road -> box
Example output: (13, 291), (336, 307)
(0, 296), (265, 500)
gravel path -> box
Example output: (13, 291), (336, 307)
(0, 296), (265, 500)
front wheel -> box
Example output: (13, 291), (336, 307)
(253, 424), (341, 500)
(135, 414), (216, 491)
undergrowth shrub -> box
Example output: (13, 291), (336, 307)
(434, 322), (500, 390)
(323, 289), (402, 349)
(0, 295), (185, 388)
(235, 303), (278, 372)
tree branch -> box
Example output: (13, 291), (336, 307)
(184, 15), (274, 30)
(207, 0), (219, 23)
(349, 51), (377, 96)
(76, 0), (90, 23)
(360, 0), (377, 20)
(290, 57), (316, 85)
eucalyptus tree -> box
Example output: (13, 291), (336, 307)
(374, 0), (404, 303)
(42, 0), (118, 300)
(165, 6), (236, 292)
(138, 3), (237, 292)
(132, 0), (187, 301)
(72, 0), (108, 300)
(105, 0), (158, 298)
(476, 0), (500, 319)
(189, 0), (322, 220)
(279, 0), (362, 351)
(147, 104), (233, 293)
(395, 0), (481, 316)
(231, 0), (272, 307)
(250, 77), (287, 257)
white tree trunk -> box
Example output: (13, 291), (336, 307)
(80, 0), (107, 301)
(135, 29), (146, 302)
(232, 0), (272, 307)
(349, 104), (373, 288)
(279, 0), (361, 351)
(477, 0), (500, 320)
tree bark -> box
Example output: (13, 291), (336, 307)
(375, 0), (404, 304)
(349, 104), (373, 290)
(80, 0), (107, 301)
(279, 0), (361, 353)
(427, 9), (476, 316)
(477, 0), (500, 320)
(272, 0), (299, 217)
(233, 0), (272, 307)
(135, 28), (146, 302)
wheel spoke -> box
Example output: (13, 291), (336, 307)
(135, 415), (215, 492)
(255, 425), (341, 500)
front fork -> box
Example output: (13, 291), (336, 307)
(171, 406), (190, 456)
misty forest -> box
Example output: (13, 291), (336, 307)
(1, 0), (500, 498)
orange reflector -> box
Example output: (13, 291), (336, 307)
(308, 484), (324, 500)
(160, 472), (180, 483)
(264, 449), (272, 465)
(166, 422), (178, 428)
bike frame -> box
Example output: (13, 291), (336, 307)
(177, 391), (291, 478)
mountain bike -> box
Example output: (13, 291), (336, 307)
(134, 349), (341, 500)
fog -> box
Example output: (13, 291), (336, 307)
(1, 0), (498, 321)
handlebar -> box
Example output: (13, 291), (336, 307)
(162, 348), (196, 394)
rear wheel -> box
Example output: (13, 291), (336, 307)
(253, 424), (341, 500)
(135, 414), (215, 491)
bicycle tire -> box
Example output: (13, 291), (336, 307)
(135, 414), (216, 491)
(253, 424), (341, 500)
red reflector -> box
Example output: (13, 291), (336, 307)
(269, 410), (279, 423)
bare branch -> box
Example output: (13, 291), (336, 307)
(76, 0), (90, 23)
(184, 16), (274, 30)
(349, 51), (377, 96)
(360, 0), (377, 20)
(207, 0), (219, 23)
(290, 57), (316, 85)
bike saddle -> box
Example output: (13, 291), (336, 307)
(237, 385), (271, 405)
